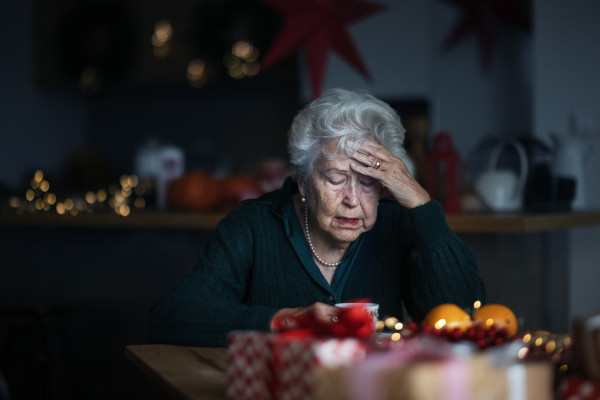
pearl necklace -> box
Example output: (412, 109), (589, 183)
(304, 202), (342, 267)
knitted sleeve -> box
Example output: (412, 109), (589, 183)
(401, 199), (486, 321)
(148, 206), (278, 347)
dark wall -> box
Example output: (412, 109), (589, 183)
(87, 85), (300, 176)
(0, 0), (86, 190)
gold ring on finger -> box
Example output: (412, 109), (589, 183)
(374, 159), (383, 171)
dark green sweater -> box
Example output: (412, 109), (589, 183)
(148, 178), (486, 347)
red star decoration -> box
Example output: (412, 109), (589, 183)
(260, 0), (386, 99)
(439, 0), (531, 69)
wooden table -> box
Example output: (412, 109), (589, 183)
(125, 345), (227, 400)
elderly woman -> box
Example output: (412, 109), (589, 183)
(148, 89), (485, 347)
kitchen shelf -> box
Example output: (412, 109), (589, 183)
(2, 210), (600, 233)
(446, 211), (600, 233)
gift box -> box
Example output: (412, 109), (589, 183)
(558, 377), (600, 400)
(572, 311), (600, 383)
(318, 340), (554, 400)
(226, 331), (368, 400)
(227, 331), (554, 400)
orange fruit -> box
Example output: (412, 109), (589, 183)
(424, 304), (472, 331)
(476, 304), (518, 335)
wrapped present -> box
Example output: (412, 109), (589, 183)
(227, 301), (375, 400)
(558, 377), (600, 400)
(226, 331), (368, 400)
(318, 340), (554, 400)
(573, 312), (600, 382)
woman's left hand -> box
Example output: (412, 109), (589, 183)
(349, 141), (431, 209)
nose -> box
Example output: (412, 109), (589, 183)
(342, 181), (360, 208)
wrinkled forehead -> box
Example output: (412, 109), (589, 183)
(312, 137), (376, 173)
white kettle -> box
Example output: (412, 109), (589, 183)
(475, 141), (529, 212)
(551, 134), (594, 210)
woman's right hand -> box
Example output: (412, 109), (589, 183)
(270, 302), (339, 332)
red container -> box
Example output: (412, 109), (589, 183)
(426, 132), (461, 214)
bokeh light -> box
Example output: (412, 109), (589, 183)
(228, 62), (245, 79)
(559, 365), (568, 373)
(79, 66), (97, 91)
(232, 40), (252, 58)
(120, 204), (130, 217)
(120, 175), (130, 187)
(129, 175), (139, 187)
(64, 199), (74, 211)
(384, 317), (398, 328)
(97, 190), (107, 202)
(85, 191), (96, 204)
(517, 347), (528, 359)
(56, 203), (65, 214)
(46, 193), (56, 205)
(115, 191), (125, 202)
(153, 41), (170, 58)
(9, 197), (19, 208)
(35, 198), (44, 210)
(134, 197), (145, 209)
(40, 180), (50, 192)
(244, 48), (260, 62)
(26, 190), (35, 201)
(34, 170), (43, 183)
(154, 20), (173, 42)
(241, 62), (260, 76)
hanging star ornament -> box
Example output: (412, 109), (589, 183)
(438, 0), (531, 69)
(259, 0), (387, 99)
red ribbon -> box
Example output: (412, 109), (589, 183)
(273, 300), (374, 340)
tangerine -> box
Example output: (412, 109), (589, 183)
(423, 304), (472, 331)
(476, 304), (518, 335)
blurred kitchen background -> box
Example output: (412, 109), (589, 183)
(1, 0), (600, 399)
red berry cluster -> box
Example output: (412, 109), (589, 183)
(405, 322), (513, 349)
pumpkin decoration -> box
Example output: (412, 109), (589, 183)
(423, 303), (472, 331)
(473, 304), (518, 335)
(168, 171), (221, 212)
(219, 175), (262, 212)
(220, 175), (262, 202)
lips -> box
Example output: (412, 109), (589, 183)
(335, 217), (360, 226)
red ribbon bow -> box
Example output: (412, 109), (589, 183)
(273, 301), (374, 340)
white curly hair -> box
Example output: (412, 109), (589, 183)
(288, 88), (406, 182)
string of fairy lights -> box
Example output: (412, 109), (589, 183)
(376, 301), (573, 374)
(7, 170), (149, 217)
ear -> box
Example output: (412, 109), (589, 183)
(296, 171), (306, 197)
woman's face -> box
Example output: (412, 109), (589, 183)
(298, 140), (382, 248)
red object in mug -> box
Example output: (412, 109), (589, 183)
(426, 132), (461, 214)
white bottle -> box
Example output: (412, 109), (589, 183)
(155, 146), (185, 211)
